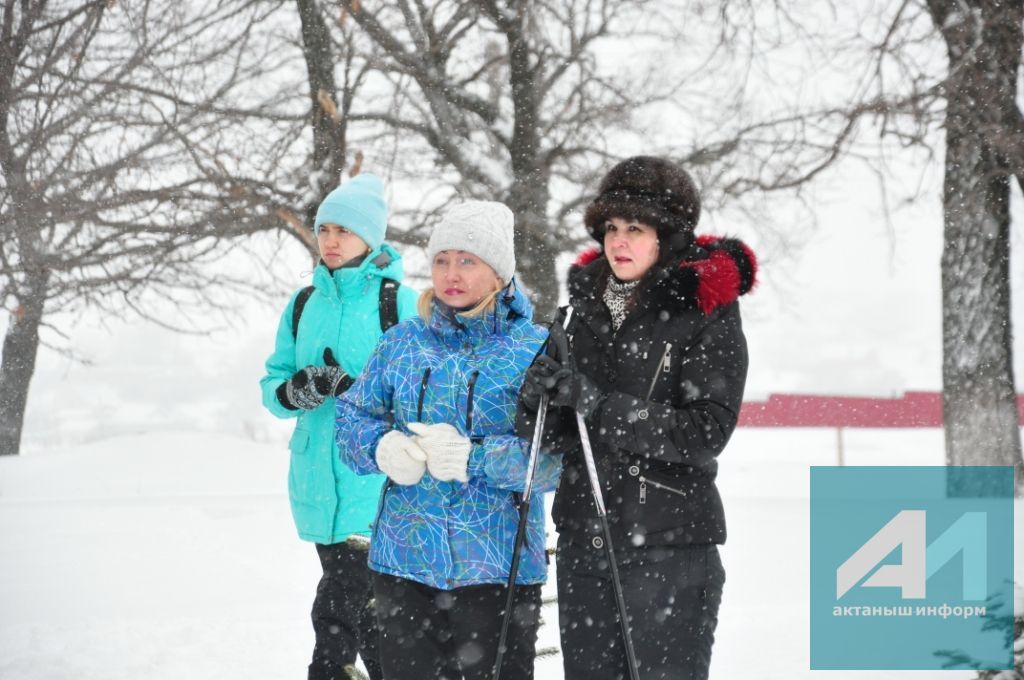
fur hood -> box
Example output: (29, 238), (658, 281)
(567, 235), (758, 316)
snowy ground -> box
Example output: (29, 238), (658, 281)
(0, 427), (1017, 679)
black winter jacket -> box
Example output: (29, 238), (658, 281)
(519, 235), (756, 549)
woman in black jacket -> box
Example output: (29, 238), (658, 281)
(518, 156), (756, 680)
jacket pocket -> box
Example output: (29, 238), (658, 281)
(621, 465), (710, 541)
(638, 473), (689, 503)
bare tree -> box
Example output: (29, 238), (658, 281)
(699, 0), (1023, 491)
(330, 0), (888, 319)
(294, 0), (371, 236)
(180, 0), (384, 261)
(0, 0), (297, 455)
(824, 0), (1024, 491)
(333, 0), (669, 314)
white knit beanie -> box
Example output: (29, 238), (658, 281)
(427, 201), (516, 284)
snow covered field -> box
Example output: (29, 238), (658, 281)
(4, 426), (1016, 679)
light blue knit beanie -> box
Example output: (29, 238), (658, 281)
(313, 173), (388, 249)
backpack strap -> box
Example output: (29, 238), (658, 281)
(379, 279), (400, 332)
(291, 285), (316, 339)
(294, 280), (398, 339)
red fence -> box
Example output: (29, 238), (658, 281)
(739, 391), (1024, 428)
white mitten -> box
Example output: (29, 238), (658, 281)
(407, 422), (472, 483)
(375, 430), (428, 486)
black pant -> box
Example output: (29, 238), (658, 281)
(557, 540), (724, 680)
(309, 540), (383, 680)
(372, 572), (542, 680)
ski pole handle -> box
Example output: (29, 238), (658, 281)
(519, 307), (574, 496)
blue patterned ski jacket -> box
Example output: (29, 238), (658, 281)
(335, 285), (561, 590)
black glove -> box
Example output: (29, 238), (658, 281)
(278, 366), (328, 410)
(276, 348), (354, 411)
(546, 356), (603, 418)
(521, 318), (603, 418)
(521, 354), (562, 412)
(320, 348), (354, 396)
(515, 393), (581, 457)
(521, 314), (571, 411)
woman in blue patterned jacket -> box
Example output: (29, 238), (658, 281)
(335, 200), (560, 680)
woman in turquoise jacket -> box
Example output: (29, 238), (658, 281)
(335, 201), (560, 680)
(260, 173), (418, 680)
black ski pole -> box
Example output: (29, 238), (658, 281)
(492, 308), (573, 680)
(572, 333), (641, 680)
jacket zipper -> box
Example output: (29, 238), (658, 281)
(465, 370), (480, 434)
(373, 479), (393, 529)
(638, 475), (688, 504)
(644, 342), (673, 402)
(636, 342), (677, 504)
(417, 367), (432, 421)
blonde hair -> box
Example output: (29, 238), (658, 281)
(417, 286), (503, 323)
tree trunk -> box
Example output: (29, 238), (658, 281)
(0, 268), (49, 456)
(295, 0), (346, 237)
(509, 174), (558, 321)
(930, 0), (1024, 494)
(505, 20), (559, 321)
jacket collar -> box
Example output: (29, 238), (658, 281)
(567, 234), (758, 318)
(428, 279), (533, 345)
(312, 243), (405, 300)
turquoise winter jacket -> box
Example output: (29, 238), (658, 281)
(261, 244), (419, 544)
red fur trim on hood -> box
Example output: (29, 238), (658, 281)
(737, 240), (759, 292)
(685, 235), (758, 311)
(572, 247), (602, 268)
(570, 235), (757, 315)
(684, 249), (741, 315)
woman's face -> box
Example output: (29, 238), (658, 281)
(603, 217), (660, 281)
(318, 223), (369, 269)
(431, 250), (502, 309)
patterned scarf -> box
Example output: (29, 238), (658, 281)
(602, 275), (640, 332)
